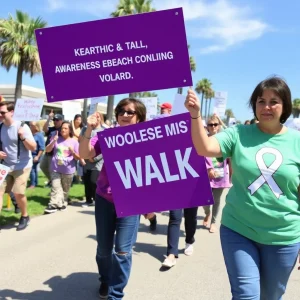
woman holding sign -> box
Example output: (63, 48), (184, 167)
(185, 77), (300, 299)
(79, 98), (146, 300)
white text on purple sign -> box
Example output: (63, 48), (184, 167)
(114, 147), (199, 189)
(104, 121), (187, 148)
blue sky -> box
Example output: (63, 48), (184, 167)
(1, 0), (300, 122)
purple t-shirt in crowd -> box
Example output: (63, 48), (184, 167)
(91, 135), (113, 203)
(51, 137), (79, 175)
(205, 157), (232, 189)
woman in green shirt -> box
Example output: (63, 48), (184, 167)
(185, 77), (300, 299)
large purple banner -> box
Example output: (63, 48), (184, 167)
(35, 8), (192, 102)
(98, 113), (213, 217)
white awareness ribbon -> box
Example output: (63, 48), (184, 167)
(248, 148), (283, 199)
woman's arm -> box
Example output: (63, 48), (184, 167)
(79, 115), (97, 159)
(69, 146), (81, 160)
(185, 90), (222, 157)
(45, 131), (58, 153)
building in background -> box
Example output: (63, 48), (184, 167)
(0, 85), (108, 120)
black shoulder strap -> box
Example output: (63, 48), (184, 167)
(17, 121), (25, 162)
(0, 123), (3, 164)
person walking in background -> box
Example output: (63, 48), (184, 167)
(44, 121), (79, 214)
(28, 121), (45, 188)
(72, 114), (85, 183)
(72, 114), (84, 140)
(79, 112), (105, 207)
(161, 207), (198, 268)
(203, 115), (232, 233)
(41, 111), (63, 186)
(79, 98), (146, 300)
(0, 101), (36, 231)
(185, 77), (300, 299)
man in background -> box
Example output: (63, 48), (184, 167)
(41, 111), (63, 186)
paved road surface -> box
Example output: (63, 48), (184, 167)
(0, 204), (299, 299)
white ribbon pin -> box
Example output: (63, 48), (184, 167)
(248, 147), (283, 198)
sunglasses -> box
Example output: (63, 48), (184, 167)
(0, 111), (9, 116)
(117, 109), (136, 116)
(53, 118), (61, 121)
(208, 123), (219, 127)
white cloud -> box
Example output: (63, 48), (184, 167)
(46, 0), (270, 54)
(47, 0), (66, 11)
(154, 0), (270, 54)
(46, 0), (117, 16)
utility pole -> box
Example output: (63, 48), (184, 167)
(82, 98), (88, 123)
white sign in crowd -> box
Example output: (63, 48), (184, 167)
(213, 91), (228, 118)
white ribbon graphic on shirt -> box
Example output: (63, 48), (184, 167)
(248, 148), (283, 198)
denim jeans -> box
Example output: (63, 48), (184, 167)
(95, 194), (140, 300)
(167, 207), (198, 257)
(82, 169), (99, 203)
(220, 225), (300, 300)
(29, 160), (39, 187)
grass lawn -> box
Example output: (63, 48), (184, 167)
(1, 172), (85, 226)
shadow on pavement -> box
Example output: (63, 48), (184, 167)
(0, 272), (99, 300)
(138, 223), (186, 238)
(79, 210), (95, 216)
(133, 241), (166, 263)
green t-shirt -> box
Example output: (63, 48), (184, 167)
(215, 124), (300, 245)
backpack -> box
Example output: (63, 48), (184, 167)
(0, 121), (25, 163)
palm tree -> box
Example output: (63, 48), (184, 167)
(177, 45), (196, 95)
(292, 98), (300, 118)
(111, 0), (155, 17)
(0, 10), (47, 101)
(195, 78), (212, 117)
(225, 109), (234, 126)
(135, 91), (157, 98)
(106, 0), (156, 119)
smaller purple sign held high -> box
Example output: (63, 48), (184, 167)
(98, 113), (213, 217)
(35, 8), (192, 102)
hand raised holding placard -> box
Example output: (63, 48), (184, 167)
(185, 89), (201, 118)
(87, 114), (97, 130)
(48, 109), (54, 120)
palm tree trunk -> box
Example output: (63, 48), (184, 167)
(205, 99), (209, 121)
(226, 116), (230, 126)
(200, 93), (204, 117)
(208, 98), (212, 118)
(177, 87), (183, 94)
(15, 59), (24, 101)
(107, 95), (115, 121)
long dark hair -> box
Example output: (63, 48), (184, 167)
(73, 114), (84, 128)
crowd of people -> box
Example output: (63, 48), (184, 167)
(0, 76), (300, 299)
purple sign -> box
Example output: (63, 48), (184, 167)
(35, 8), (192, 103)
(98, 113), (213, 217)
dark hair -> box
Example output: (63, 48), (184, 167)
(244, 120), (250, 125)
(115, 98), (146, 123)
(60, 121), (74, 137)
(250, 118), (257, 124)
(248, 76), (292, 124)
(73, 114), (84, 128)
(0, 101), (15, 111)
